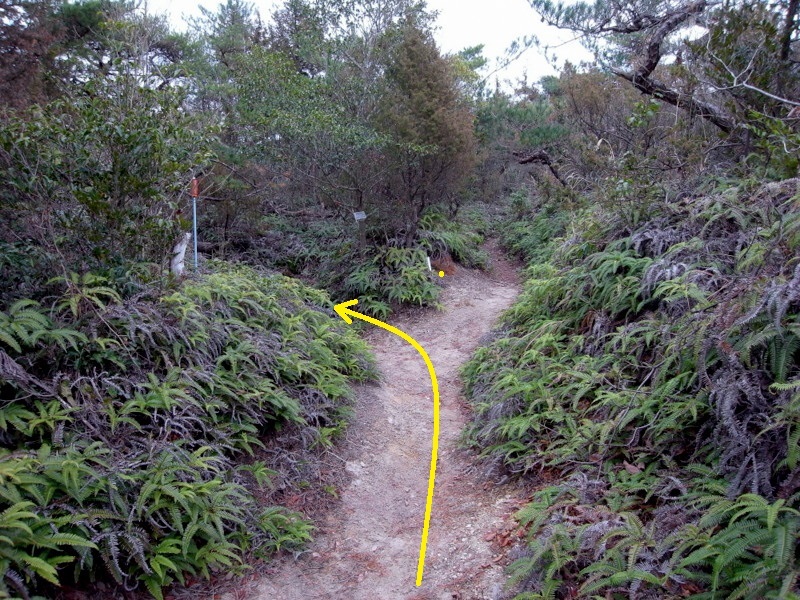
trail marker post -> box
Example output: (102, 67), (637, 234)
(191, 176), (199, 270)
(353, 211), (367, 255)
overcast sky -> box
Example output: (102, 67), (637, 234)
(426, 0), (591, 85)
(144, 0), (592, 87)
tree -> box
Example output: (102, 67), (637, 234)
(201, 0), (436, 219)
(186, 0), (476, 257)
(267, 0), (327, 75)
(62, 5), (191, 88)
(0, 0), (61, 107)
(474, 80), (570, 196)
(527, 0), (800, 137)
(377, 16), (477, 245)
(0, 37), (208, 278)
(190, 0), (262, 139)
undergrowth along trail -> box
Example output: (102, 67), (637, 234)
(243, 242), (522, 600)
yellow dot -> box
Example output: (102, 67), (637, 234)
(438, 270), (445, 278)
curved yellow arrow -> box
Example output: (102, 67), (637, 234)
(334, 298), (439, 587)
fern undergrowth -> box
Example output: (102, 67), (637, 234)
(464, 178), (800, 599)
(0, 261), (375, 599)
(240, 204), (494, 318)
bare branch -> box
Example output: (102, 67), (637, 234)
(707, 43), (800, 107)
(638, 0), (709, 78)
(612, 67), (735, 133)
(514, 149), (568, 186)
(604, 0), (738, 133)
(737, 82), (800, 107)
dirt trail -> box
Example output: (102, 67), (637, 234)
(246, 244), (522, 600)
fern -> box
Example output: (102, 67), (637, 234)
(0, 300), (86, 357)
(0, 262), (375, 597)
(49, 272), (122, 318)
(465, 177), (800, 599)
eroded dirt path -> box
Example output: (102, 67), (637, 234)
(247, 244), (522, 600)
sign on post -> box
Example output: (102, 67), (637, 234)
(353, 212), (367, 254)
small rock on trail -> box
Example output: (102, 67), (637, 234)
(235, 243), (522, 600)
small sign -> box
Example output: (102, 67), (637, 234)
(353, 211), (367, 221)
(190, 177), (199, 198)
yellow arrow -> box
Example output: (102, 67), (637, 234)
(334, 298), (439, 587)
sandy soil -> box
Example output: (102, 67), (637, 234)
(239, 243), (522, 600)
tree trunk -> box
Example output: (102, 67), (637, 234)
(781, 0), (800, 61)
(403, 200), (423, 248)
(515, 149), (568, 186)
(170, 232), (191, 276)
(612, 69), (735, 134)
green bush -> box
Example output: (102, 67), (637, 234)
(0, 78), (208, 286)
(240, 202), (501, 319)
(239, 213), (442, 318)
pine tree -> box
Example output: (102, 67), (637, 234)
(377, 16), (477, 246)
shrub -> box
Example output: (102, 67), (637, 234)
(0, 78), (208, 288)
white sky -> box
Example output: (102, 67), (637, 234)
(426, 0), (591, 87)
(144, 0), (592, 88)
